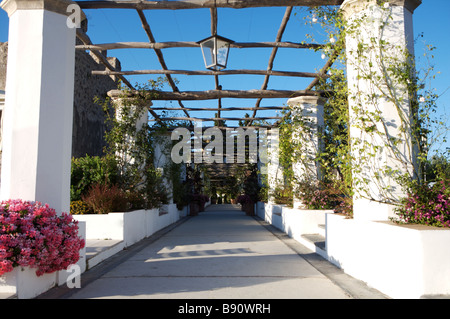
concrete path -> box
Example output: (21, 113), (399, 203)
(39, 204), (387, 299)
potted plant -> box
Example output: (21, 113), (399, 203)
(190, 194), (209, 215)
(237, 194), (255, 216)
(189, 200), (199, 216)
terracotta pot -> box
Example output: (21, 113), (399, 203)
(243, 202), (255, 216)
(189, 202), (199, 216)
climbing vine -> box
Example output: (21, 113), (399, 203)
(95, 78), (186, 209)
(274, 2), (449, 219)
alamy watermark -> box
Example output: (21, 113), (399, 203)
(66, 4), (81, 29)
(170, 124), (279, 173)
(66, 264), (81, 289)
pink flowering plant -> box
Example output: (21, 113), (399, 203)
(393, 179), (450, 228)
(0, 199), (85, 276)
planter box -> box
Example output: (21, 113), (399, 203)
(282, 207), (332, 238)
(0, 221), (86, 299)
(326, 214), (450, 298)
(258, 202), (332, 236)
(189, 202), (199, 216)
(0, 267), (56, 299)
(74, 205), (180, 247)
(241, 202), (255, 216)
(258, 202), (283, 224)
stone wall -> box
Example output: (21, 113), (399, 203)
(0, 42), (7, 91)
(72, 40), (121, 158)
(0, 35), (121, 158)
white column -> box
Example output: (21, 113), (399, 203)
(1, 0), (77, 215)
(112, 98), (150, 166)
(288, 96), (325, 209)
(154, 132), (174, 204)
(341, 0), (421, 221)
(267, 128), (282, 204)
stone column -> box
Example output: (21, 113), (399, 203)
(288, 96), (325, 209)
(111, 97), (150, 166)
(267, 128), (282, 204)
(154, 132), (174, 204)
(0, 0), (78, 215)
(341, 0), (421, 221)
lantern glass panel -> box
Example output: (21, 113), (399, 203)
(200, 37), (216, 69)
(216, 38), (230, 69)
(199, 35), (232, 70)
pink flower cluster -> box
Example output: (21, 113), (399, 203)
(0, 199), (85, 276)
(396, 180), (450, 228)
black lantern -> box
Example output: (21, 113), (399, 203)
(198, 35), (233, 70)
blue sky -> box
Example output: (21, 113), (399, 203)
(0, 0), (449, 152)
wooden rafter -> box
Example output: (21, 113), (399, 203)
(76, 29), (163, 122)
(274, 46), (342, 125)
(149, 106), (286, 111)
(75, 41), (324, 51)
(75, 0), (343, 126)
(210, 7), (224, 121)
(135, 8), (192, 122)
(148, 116), (282, 122)
(108, 89), (325, 100)
(76, 0), (344, 10)
(249, 6), (292, 126)
(76, 29), (134, 90)
(91, 69), (330, 79)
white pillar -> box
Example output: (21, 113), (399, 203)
(267, 128), (282, 204)
(111, 98), (150, 166)
(288, 96), (325, 209)
(154, 132), (174, 204)
(341, 0), (421, 221)
(1, 0), (77, 215)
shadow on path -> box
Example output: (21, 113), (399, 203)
(38, 204), (386, 299)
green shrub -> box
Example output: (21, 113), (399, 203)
(82, 183), (128, 214)
(71, 155), (119, 202)
(273, 185), (293, 206)
(70, 200), (94, 215)
(294, 180), (352, 216)
(142, 167), (169, 209)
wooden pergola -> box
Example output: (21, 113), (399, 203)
(75, 0), (343, 129)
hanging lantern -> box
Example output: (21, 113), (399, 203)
(198, 35), (233, 70)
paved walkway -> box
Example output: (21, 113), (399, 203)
(39, 204), (387, 299)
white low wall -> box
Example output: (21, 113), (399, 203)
(0, 221), (86, 299)
(0, 204), (186, 299)
(257, 202), (450, 298)
(0, 267), (57, 299)
(74, 204), (182, 247)
(257, 202), (332, 238)
(326, 213), (450, 299)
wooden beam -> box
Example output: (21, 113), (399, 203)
(108, 89), (324, 100)
(76, 0), (344, 10)
(249, 6), (292, 125)
(149, 106), (286, 111)
(210, 8), (224, 119)
(76, 29), (162, 122)
(148, 116), (282, 121)
(76, 30), (135, 90)
(306, 49), (341, 91)
(75, 41), (324, 51)
(91, 69), (329, 78)
(135, 9), (192, 122)
(273, 41), (342, 126)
